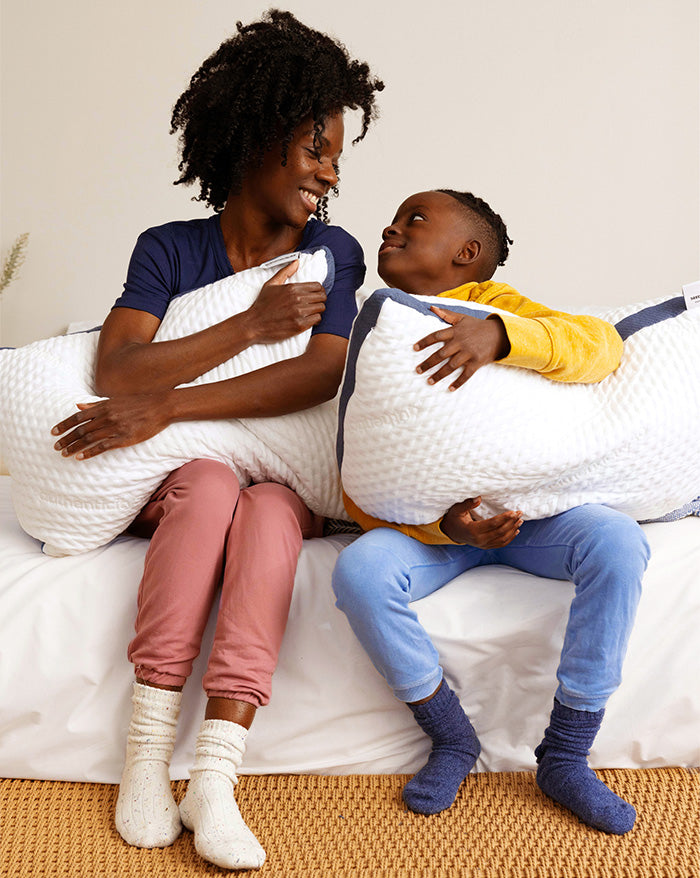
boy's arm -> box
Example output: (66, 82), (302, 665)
(343, 490), (454, 543)
(346, 282), (620, 544)
(343, 491), (522, 548)
(439, 281), (623, 384)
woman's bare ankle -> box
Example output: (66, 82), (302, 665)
(205, 697), (256, 729)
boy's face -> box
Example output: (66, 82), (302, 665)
(378, 191), (475, 295)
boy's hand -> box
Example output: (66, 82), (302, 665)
(413, 306), (509, 390)
(440, 497), (523, 547)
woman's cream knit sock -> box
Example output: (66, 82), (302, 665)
(115, 682), (182, 848)
(179, 719), (266, 870)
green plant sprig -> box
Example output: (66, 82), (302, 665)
(0, 232), (30, 295)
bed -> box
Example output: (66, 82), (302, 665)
(1, 474), (698, 783)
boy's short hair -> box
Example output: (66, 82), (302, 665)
(436, 190), (513, 278)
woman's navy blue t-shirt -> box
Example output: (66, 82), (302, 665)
(112, 215), (365, 339)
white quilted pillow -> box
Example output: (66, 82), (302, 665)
(0, 248), (344, 556)
(338, 288), (700, 524)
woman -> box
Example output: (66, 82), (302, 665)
(51, 10), (383, 870)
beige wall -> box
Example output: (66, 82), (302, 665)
(1, 0), (698, 346)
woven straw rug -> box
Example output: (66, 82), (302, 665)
(1, 769), (698, 877)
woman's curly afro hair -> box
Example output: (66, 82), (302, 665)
(170, 9), (384, 218)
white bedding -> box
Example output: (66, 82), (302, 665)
(339, 289), (700, 524)
(1, 476), (698, 782)
(0, 248), (345, 557)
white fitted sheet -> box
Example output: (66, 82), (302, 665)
(0, 476), (698, 782)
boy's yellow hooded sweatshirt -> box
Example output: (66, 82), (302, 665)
(342, 280), (623, 544)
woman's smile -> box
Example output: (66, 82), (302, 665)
(300, 188), (321, 213)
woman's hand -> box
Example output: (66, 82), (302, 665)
(440, 497), (523, 547)
(413, 306), (510, 390)
(244, 260), (327, 344)
(51, 393), (173, 460)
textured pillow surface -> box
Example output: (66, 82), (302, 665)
(0, 248), (345, 556)
(338, 289), (700, 524)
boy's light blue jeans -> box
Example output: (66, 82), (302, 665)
(332, 504), (650, 712)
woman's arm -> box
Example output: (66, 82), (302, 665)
(53, 333), (346, 459)
(54, 221), (363, 458)
(95, 261), (326, 395)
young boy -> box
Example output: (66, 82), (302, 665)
(332, 189), (649, 835)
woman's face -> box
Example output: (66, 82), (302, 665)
(246, 113), (344, 229)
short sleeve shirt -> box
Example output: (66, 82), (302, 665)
(112, 215), (365, 339)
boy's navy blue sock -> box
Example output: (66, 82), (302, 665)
(535, 699), (636, 835)
(402, 680), (480, 815)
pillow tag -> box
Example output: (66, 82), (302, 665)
(682, 280), (700, 310)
